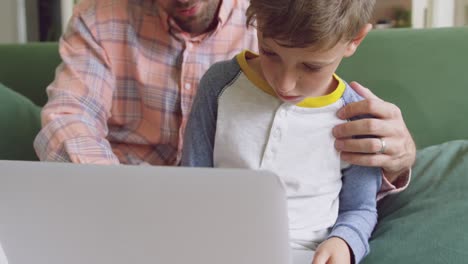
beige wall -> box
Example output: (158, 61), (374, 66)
(431, 0), (455, 27)
(61, 0), (75, 33)
(0, 0), (40, 43)
(26, 0), (39, 41)
(0, 0), (18, 43)
(455, 0), (468, 26)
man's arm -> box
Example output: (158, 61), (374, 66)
(327, 165), (382, 264)
(334, 82), (416, 184)
(34, 3), (118, 164)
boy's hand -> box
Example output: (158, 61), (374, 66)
(311, 237), (351, 264)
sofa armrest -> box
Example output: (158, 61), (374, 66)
(0, 83), (41, 161)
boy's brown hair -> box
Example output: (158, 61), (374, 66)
(246, 0), (376, 50)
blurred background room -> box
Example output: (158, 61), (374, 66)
(0, 0), (75, 43)
(0, 0), (467, 43)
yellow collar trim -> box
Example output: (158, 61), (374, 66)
(236, 50), (277, 97)
(296, 76), (345, 108)
(236, 50), (345, 108)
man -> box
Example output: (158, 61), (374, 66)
(34, 0), (415, 188)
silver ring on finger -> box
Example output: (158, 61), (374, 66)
(376, 138), (387, 154)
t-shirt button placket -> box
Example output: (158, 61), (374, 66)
(273, 128), (281, 140)
(280, 109), (287, 118)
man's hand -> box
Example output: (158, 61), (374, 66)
(312, 237), (351, 264)
(333, 81), (416, 183)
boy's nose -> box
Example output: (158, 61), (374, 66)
(275, 73), (297, 94)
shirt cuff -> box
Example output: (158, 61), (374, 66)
(329, 225), (368, 264)
(377, 169), (412, 201)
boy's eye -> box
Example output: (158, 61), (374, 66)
(303, 63), (322, 72)
(260, 47), (277, 57)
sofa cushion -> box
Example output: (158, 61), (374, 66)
(364, 140), (468, 263)
(0, 83), (41, 161)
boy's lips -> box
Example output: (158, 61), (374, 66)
(177, 3), (200, 17)
(277, 92), (302, 102)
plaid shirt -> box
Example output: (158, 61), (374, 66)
(34, 0), (258, 165)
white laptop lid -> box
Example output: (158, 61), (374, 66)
(0, 161), (290, 264)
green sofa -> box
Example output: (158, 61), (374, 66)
(1, 27), (467, 263)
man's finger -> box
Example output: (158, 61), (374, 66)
(311, 252), (328, 264)
(349, 81), (383, 101)
(335, 137), (395, 155)
(339, 151), (391, 168)
(337, 98), (400, 120)
(333, 118), (394, 139)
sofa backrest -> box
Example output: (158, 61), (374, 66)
(0, 83), (41, 161)
(0, 42), (60, 107)
(338, 27), (468, 149)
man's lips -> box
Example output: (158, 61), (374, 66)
(177, 3), (199, 17)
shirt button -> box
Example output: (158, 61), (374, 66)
(280, 109), (287, 117)
(273, 128), (281, 139)
(187, 43), (194, 49)
(184, 83), (192, 90)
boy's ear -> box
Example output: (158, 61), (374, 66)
(343, 23), (372, 57)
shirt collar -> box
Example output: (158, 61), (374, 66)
(217, 0), (235, 27)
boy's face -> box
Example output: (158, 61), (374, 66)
(257, 26), (370, 103)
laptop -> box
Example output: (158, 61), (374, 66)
(0, 161), (314, 264)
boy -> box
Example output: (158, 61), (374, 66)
(182, 0), (379, 263)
